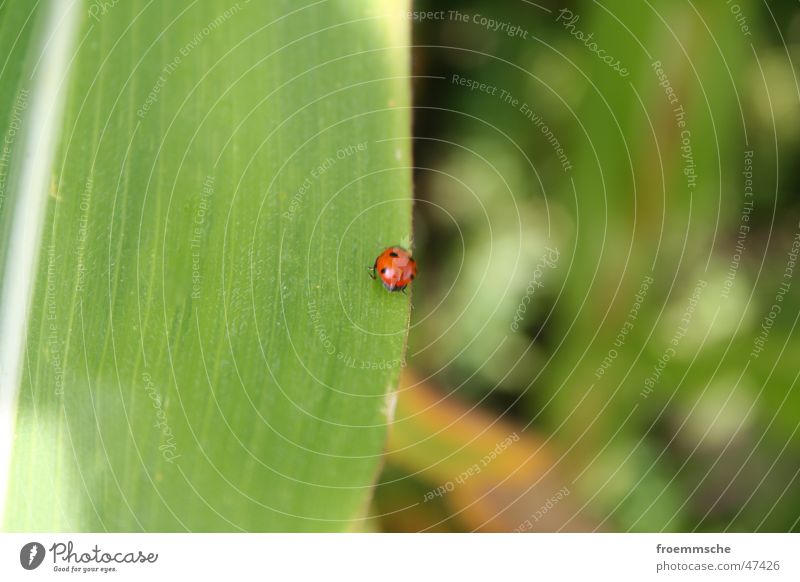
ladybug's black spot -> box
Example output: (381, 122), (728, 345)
(389, 251), (399, 257)
(410, 274), (415, 279)
(380, 268), (387, 274)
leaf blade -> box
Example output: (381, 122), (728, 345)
(4, 0), (411, 532)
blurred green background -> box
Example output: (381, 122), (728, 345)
(371, 0), (800, 532)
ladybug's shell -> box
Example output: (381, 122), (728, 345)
(374, 246), (416, 292)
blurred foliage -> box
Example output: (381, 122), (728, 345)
(375, 0), (800, 532)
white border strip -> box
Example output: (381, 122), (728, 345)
(0, 533), (797, 580)
(0, 0), (81, 525)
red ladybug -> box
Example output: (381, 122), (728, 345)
(368, 246), (417, 292)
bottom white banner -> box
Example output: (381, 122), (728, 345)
(0, 533), (796, 581)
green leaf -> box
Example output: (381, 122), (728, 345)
(1, 0), (412, 532)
